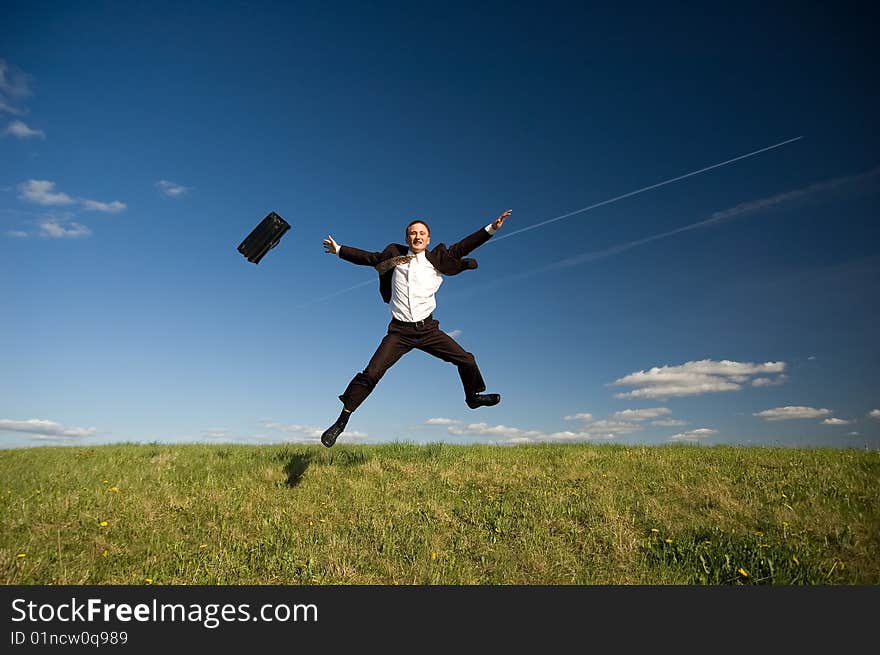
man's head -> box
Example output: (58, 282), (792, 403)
(405, 220), (431, 254)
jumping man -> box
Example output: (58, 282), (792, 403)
(319, 209), (512, 447)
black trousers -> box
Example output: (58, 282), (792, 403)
(339, 316), (486, 412)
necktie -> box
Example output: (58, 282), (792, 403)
(375, 254), (416, 275)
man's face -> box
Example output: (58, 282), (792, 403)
(406, 222), (430, 253)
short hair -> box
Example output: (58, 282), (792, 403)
(405, 220), (430, 237)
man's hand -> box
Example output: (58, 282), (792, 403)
(492, 209), (512, 231)
(323, 235), (340, 254)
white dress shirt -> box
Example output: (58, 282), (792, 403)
(390, 250), (443, 322)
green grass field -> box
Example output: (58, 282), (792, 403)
(2, 442), (877, 585)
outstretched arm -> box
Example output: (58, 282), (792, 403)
(446, 209), (512, 259)
(323, 234), (392, 266)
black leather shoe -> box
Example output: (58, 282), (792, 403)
(321, 420), (345, 448)
(466, 393), (501, 409)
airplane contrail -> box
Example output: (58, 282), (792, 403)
(487, 136), (804, 244)
(447, 162), (880, 300)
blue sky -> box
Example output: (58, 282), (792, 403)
(2, 1), (878, 449)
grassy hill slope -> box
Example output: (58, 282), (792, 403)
(2, 442), (877, 584)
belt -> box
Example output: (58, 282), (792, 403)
(392, 313), (433, 329)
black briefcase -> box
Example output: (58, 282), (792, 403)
(237, 211), (291, 264)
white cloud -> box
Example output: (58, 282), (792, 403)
(0, 59), (32, 99)
(156, 180), (191, 197)
(4, 119), (44, 139)
(6, 229), (28, 238)
(39, 219), (91, 238)
(0, 100), (26, 116)
(447, 422), (543, 439)
(18, 180), (126, 222)
(504, 437), (536, 445)
(651, 418), (687, 427)
(441, 412), (645, 444)
(19, 180), (74, 206)
(261, 420), (322, 439)
(428, 407), (687, 445)
(82, 199), (126, 213)
(612, 359), (786, 399)
(608, 407), (671, 421)
(200, 428), (236, 440)
(754, 406), (832, 421)
(869, 409), (880, 419)
(446, 421), (581, 442)
(822, 418), (850, 425)
(668, 428), (717, 443)
(425, 418), (461, 425)
(444, 329), (462, 338)
(578, 419), (643, 438)
(0, 61), (36, 133)
(752, 374), (788, 387)
(0, 418), (96, 438)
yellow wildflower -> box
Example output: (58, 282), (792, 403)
(431, 551), (437, 560)
(199, 544), (207, 549)
(17, 553), (26, 558)
(108, 486), (119, 493)
(144, 578), (153, 585)
(738, 568), (749, 577)
(100, 521), (109, 527)
(102, 550), (109, 557)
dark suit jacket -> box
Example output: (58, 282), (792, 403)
(338, 226), (492, 303)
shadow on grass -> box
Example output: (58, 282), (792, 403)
(283, 447), (372, 487)
(284, 453), (313, 487)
